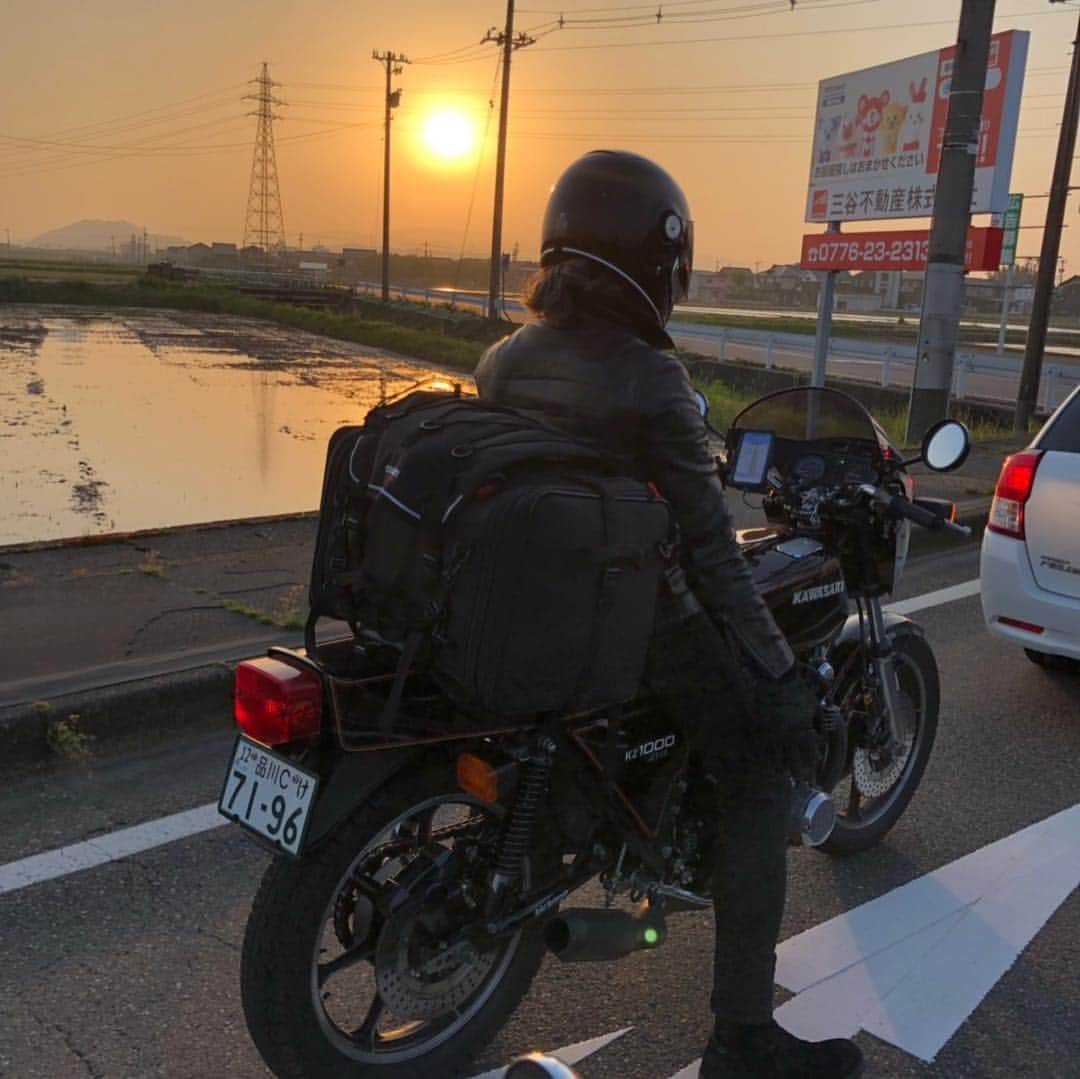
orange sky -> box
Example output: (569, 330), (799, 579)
(1, 0), (1077, 273)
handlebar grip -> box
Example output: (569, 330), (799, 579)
(888, 494), (945, 531)
(943, 518), (973, 537)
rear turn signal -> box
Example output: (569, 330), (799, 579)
(234, 657), (322, 746)
(457, 753), (515, 803)
(987, 451), (1042, 540)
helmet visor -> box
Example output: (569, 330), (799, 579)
(672, 219), (693, 304)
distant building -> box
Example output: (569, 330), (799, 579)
(299, 261), (329, 284)
(1051, 275), (1080, 318)
(687, 266), (755, 306)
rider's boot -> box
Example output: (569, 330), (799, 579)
(699, 1018), (864, 1078)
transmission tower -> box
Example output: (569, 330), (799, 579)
(242, 62), (286, 261)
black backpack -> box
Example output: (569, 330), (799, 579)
(307, 389), (673, 724)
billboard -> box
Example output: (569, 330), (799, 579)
(805, 30), (1028, 223)
(800, 227), (1004, 272)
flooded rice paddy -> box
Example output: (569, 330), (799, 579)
(0, 307), (443, 546)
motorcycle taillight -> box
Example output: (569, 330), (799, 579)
(234, 657), (322, 746)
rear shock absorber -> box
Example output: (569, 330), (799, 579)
(485, 737), (555, 918)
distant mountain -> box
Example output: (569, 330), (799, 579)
(29, 219), (188, 253)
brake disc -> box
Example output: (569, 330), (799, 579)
(853, 689), (917, 799)
(374, 909), (497, 1019)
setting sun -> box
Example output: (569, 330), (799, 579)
(420, 108), (477, 161)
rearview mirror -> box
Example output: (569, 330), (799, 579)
(921, 419), (971, 473)
(693, 389), (709, 418)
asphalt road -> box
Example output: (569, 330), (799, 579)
(2, 542), (1078, 1079)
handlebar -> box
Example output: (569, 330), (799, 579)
(857, 485), (972, 538)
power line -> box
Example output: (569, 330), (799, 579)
(541, 0), (886, 31)
(529, 6), (1076, 52)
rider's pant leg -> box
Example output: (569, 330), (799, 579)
(707, 770), (790, 1024)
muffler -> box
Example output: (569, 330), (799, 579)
(544, 907), (666, 963)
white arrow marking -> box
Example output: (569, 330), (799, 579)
(467, 1027), (632, 1079)
(774, 803), (1080, 1062)
(667, 803), (1079, 1076)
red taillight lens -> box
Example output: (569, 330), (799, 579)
(997, 616), (1045, 635)
(987, 451), (1043, 539)
(234, 657), (322, 745)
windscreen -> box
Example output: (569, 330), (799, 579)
(731, 386), (885, 450)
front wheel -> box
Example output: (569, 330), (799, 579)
(240, 762), (548, 1078)
(819, 631), (940, 855)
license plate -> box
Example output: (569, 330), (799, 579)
(218, 736), (319, 855)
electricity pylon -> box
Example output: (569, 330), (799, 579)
(243, 62), (287, 261)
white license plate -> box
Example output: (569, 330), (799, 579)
(218, 736), (319, 855)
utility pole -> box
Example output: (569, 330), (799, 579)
(373, 50), (409, 302)
(484, 2), (535, 321)
(906, 0), (996, 443)
(1016, 12), (1080, 427)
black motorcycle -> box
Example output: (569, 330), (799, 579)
(221, 386), (970, 1078)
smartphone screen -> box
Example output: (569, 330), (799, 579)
(732, 430), (774, 488)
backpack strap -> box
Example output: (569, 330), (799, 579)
(378, 629), (424, 732)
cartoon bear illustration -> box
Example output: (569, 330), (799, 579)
(900, 77), (929, 153)
(881, 102), (908, 155)
(859, 90), (890, 159)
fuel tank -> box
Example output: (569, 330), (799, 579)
(739, 529), (848, 653)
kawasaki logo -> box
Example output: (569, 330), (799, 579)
(793, 580), (846, 605)
(625, 734), (677, 762)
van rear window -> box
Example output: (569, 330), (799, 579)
(1040, 392), (1080, 453)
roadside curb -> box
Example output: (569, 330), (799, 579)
(0, 663), (236, 779)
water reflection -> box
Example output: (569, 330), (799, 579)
(0, 309), (438, 546)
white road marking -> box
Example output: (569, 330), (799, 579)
(772, 803), (1080, 1063)
(0, 804), (225, 896)
(885, 577), (980, 615)
(0, 577), (985, 897)
(666, 803), (1080, 1076)
(466, 1027), (632, 1079)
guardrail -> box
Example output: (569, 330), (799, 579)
(667, 323), (1079, 412)
(355, 282), (1079, 412)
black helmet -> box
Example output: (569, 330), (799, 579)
(540, 150), (693, 330)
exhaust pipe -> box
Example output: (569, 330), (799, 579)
(544, 907), (666, 963)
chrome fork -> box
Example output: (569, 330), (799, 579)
(863, 595), (906, 751)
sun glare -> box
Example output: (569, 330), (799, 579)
(421, 109), (477, 161)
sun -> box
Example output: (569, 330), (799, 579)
(421, 108), (477, 161)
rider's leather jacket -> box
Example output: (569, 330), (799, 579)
(475, 315), (796, 682)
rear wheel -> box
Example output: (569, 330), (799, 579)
(240, 763), (547, 1078)
(819, 632), (939, 855)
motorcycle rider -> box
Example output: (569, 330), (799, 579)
(475, 150), (863, 1078)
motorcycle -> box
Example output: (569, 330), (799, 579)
(220, 385), (970, 1078)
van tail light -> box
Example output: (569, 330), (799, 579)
(235, 657), (322, 746)
(987, 451), (1043, 540)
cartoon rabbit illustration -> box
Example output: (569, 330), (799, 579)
(900, 77), (929, 153)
